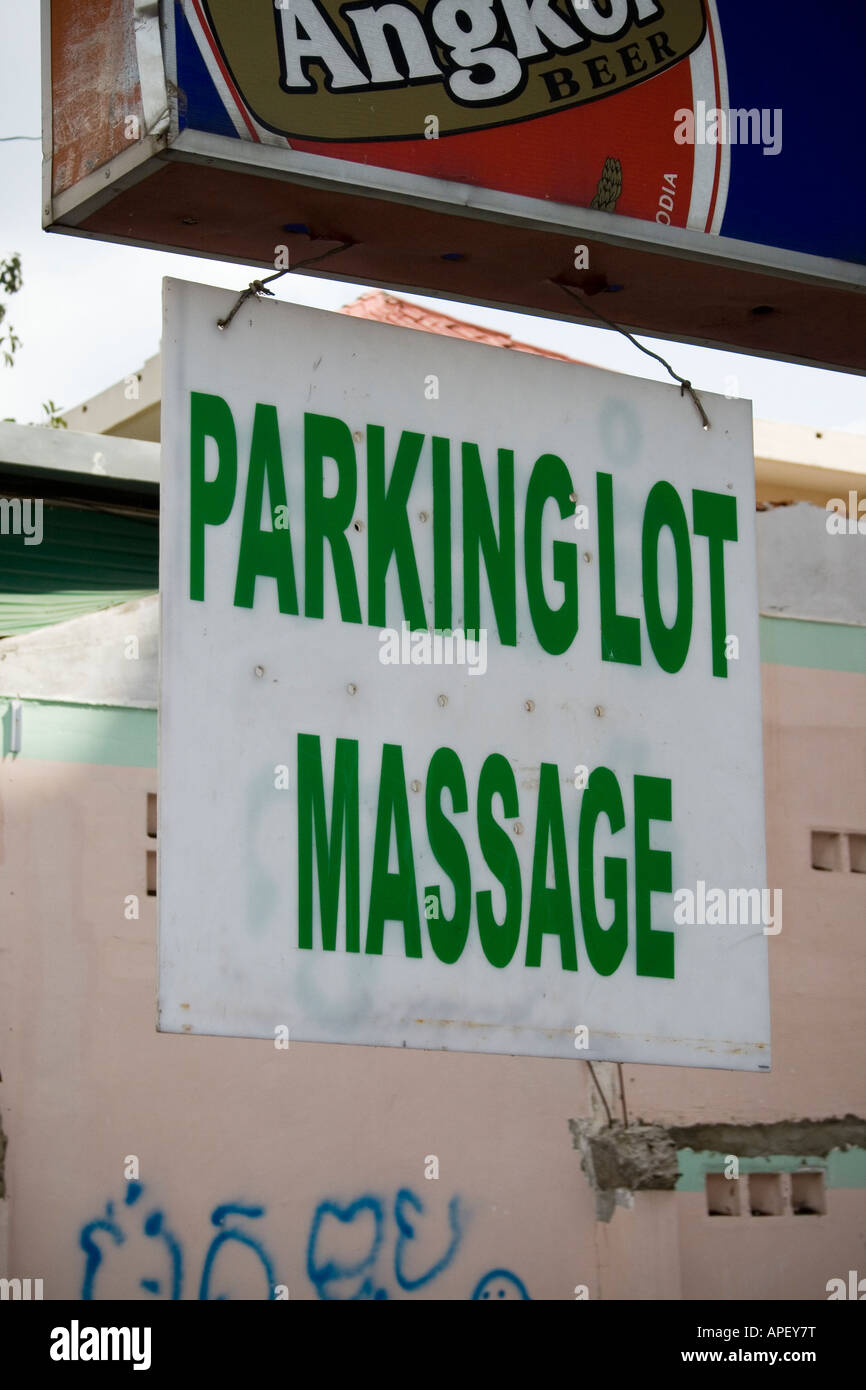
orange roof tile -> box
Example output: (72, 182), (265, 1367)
(341, 290), (586, 364)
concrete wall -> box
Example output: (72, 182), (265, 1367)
(0, 751), (596, 1300)
(1, 641), (863, 1300)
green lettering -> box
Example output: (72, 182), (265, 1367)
(234, 403), (298, 613)
(365, 743), (422, 958)
(578, 767), (627, 976)
(525, 454), (578, 655)
(597, 472), (641, 665)
(641, 480), (692, 673)
(634, 774), (674, 978)
(304, 412), (362, 623)
(297, 734), (360, 952)
(476, 753), (522, 968)
(189, 391), (237, 601)
(463, 444), (517, 646)
(525, 762), (577, 970)
(432, 436), (452, 631)
(424, 747), (471, 964)
(693, 490), (738, 678)
(367, 425), (426, 630)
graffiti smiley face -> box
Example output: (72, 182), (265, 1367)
(472, 1269), (530, 1301)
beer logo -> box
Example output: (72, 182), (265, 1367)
(191, 0), (706, 142)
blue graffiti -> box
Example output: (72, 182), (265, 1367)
(394, 1188), (463, 1291)
(472, 1269), (531, 1300)
(80, 1181), (182, 1300)
(200, 1204), (277, 1301)
(80, 1219), (123, 1299)
(307, 1196), (388, 1300)
(307, 1189), (464, 1300)
(79, 1185), (275, 1300)
(80, 1183), (529, 1300)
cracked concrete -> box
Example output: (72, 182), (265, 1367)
(667, 1114), (866, 1158)
(570, 1120), (679, 1221)
(570, 1115), (866, 1222)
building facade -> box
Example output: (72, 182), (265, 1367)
(1, 297), (864, 1300)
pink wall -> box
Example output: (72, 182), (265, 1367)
(625, 665), (866, 1127)
(1, 659), (864, 1299)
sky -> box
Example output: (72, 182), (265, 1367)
(1, 4), (864, 436)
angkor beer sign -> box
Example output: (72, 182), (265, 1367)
(193, 0), (705, 140)
(44, 2), (865, 370)
(173, 0), (862, 265)
(158, 279), (771, 1067)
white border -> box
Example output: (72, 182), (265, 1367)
(134, 0), (170, 139)
(686, 15), (718, 231)
(706, 0), (731, 237)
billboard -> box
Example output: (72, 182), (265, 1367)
(158, 277), (771, 1067)
(43, 2), (866, 371)
(175, 0), (844, 262)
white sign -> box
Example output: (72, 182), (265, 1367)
(159, 278), (770, 1069)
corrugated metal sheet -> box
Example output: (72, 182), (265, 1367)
(0, 504), (158, 636)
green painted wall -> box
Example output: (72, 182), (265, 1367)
(676, 1147), (866, 1191)
(1, 701), (157, 767)
(759, 616), (866, 675)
